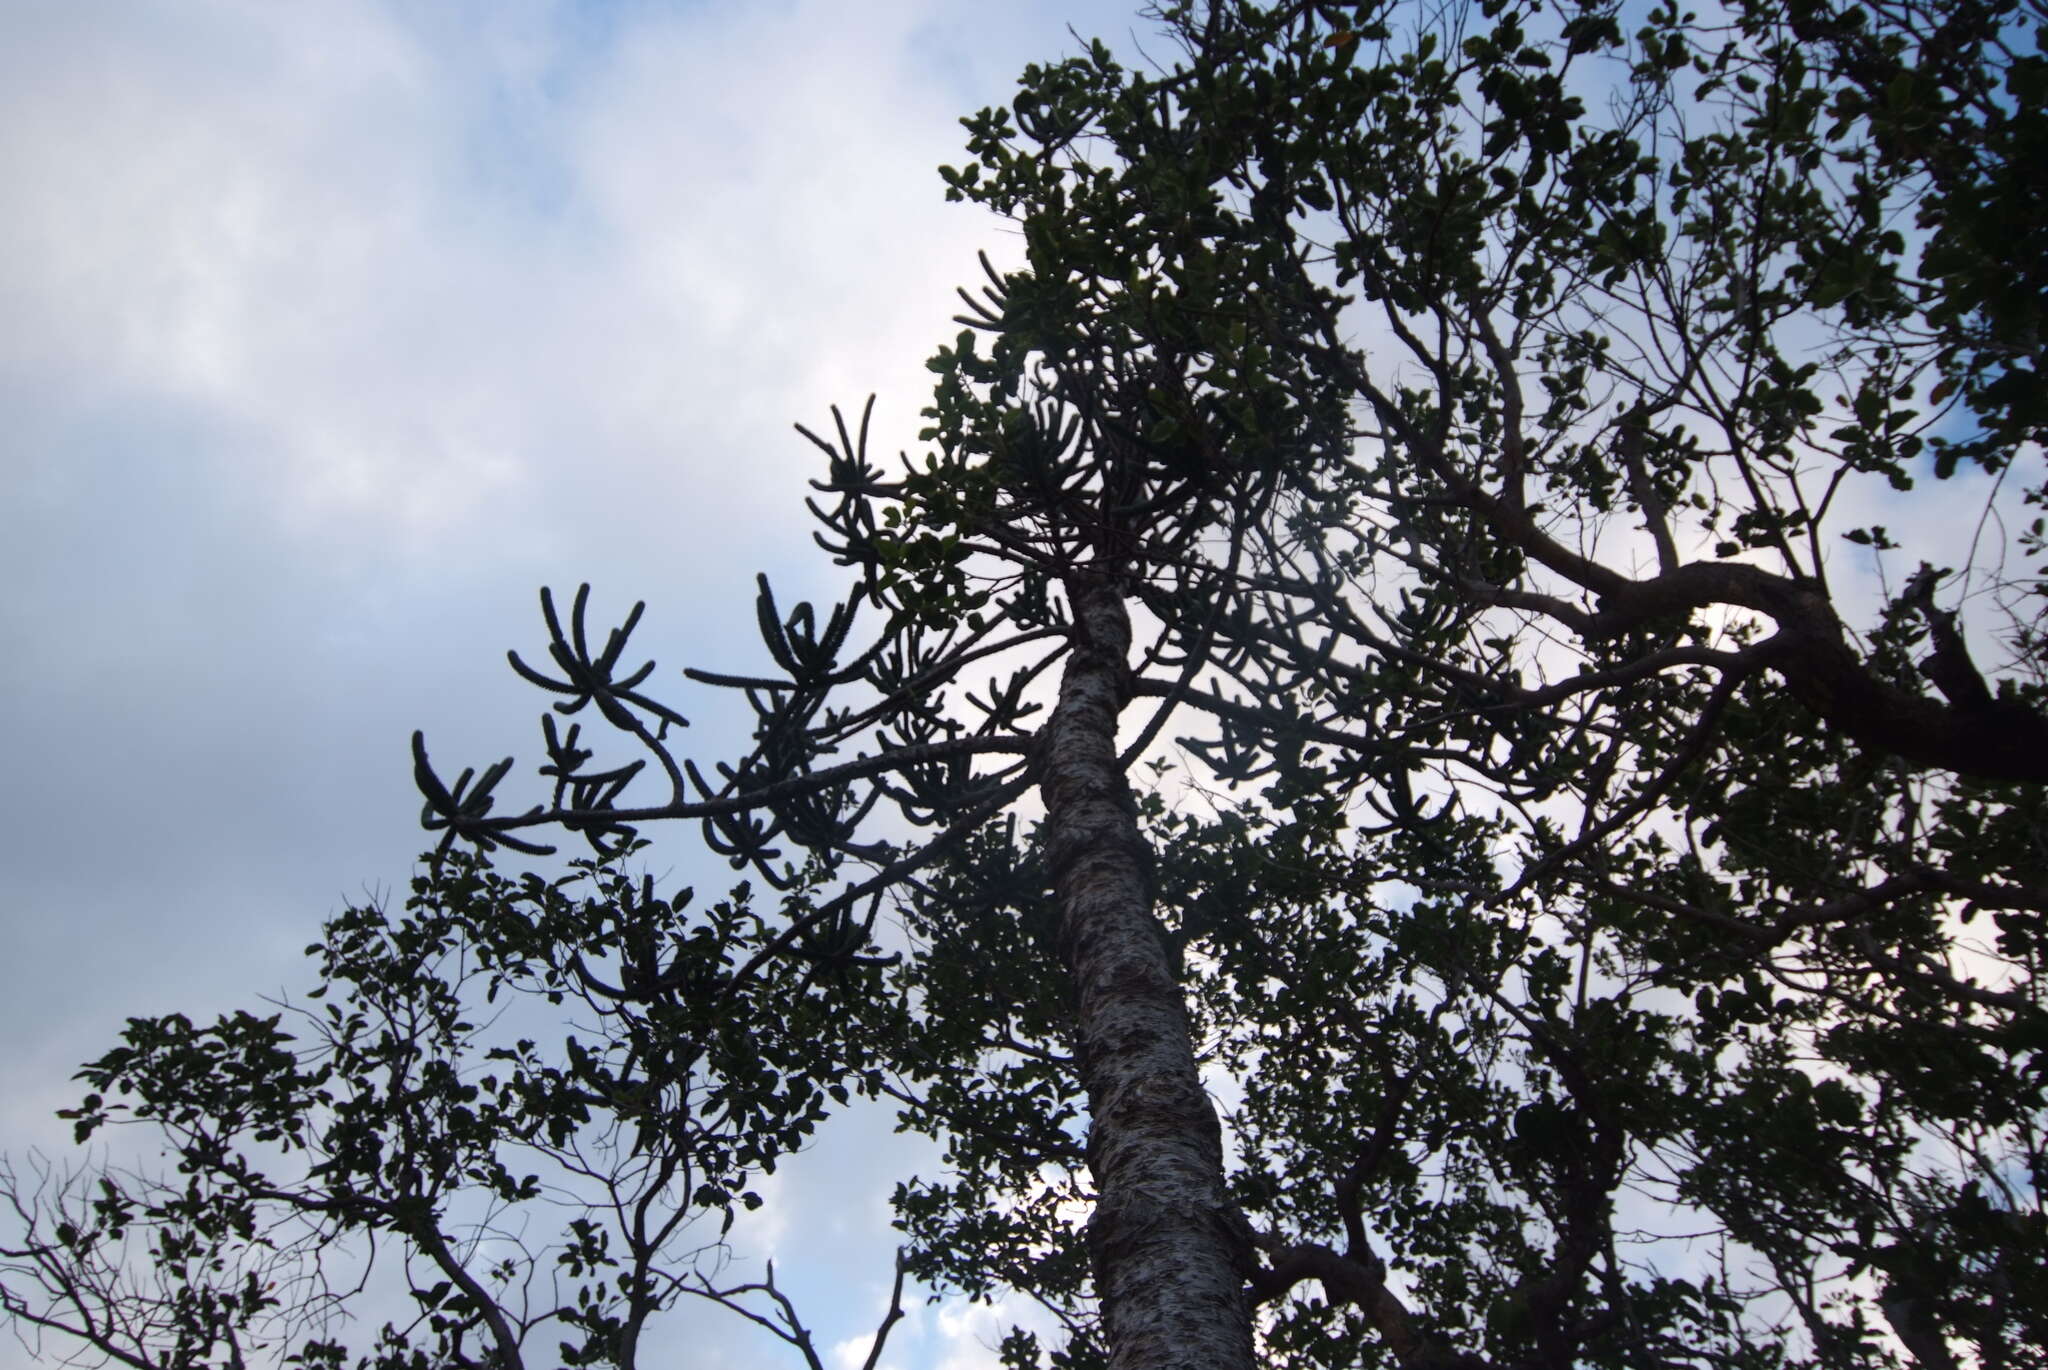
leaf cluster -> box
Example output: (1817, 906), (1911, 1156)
(4, 849), (903, 1370)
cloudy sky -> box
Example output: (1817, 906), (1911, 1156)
(0, 2), (1153, 1366)
(8, 4), (2030, 1368)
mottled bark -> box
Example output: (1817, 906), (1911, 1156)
(1040, 569), (1254, 1370)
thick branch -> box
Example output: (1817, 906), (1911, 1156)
(1249, 1242), (1487, 1370)
(1445, 506), (2048, 781)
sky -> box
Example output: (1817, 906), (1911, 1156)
(4, 5), (2035, 1368)
(0, 2), (1153, 1366)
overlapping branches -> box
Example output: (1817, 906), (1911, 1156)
(381, 2), (2043, 1365)
(1, 854), (915, 1370)
(907, 0), (2046, 1363)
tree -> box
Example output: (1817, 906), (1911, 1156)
(888, 0), (2045, 1362)
(2, 852), (913, 1370)
(7, 0), (2044, 1368)
(885, 0), (2046, 1363)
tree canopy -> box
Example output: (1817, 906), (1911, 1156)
(6, 1), (2043, 1368)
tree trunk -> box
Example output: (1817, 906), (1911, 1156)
(1039, 568), (1254, 1370)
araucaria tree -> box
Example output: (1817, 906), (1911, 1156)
(7, 1), (2043, 1368)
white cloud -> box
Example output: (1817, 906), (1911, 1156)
(0, 0), (1026, 579)
(924, 1291), (1072, 1370)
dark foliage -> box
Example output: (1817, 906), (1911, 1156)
(6, 1), (2043, 1368)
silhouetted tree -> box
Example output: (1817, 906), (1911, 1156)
(7, 1), (2042, 1368)
(2, 852), (911, 1370)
